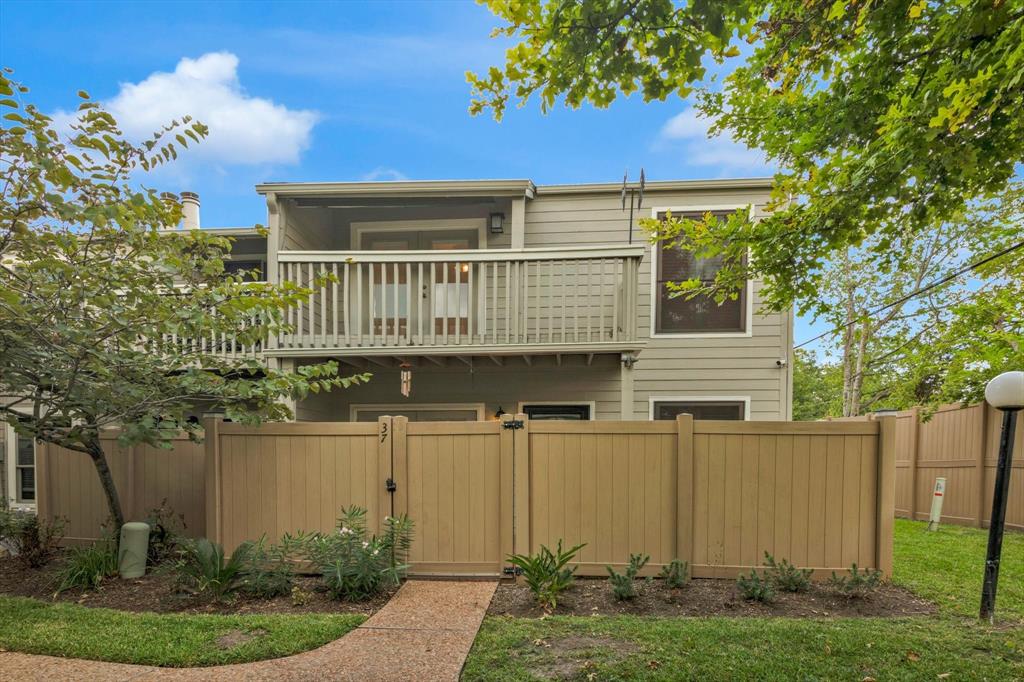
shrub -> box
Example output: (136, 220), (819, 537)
(507, 539), (586, 610)
(0, 509), (64, 568)
(762, 552), (812, 593)
(607, 553), (650, 600)
(144, 499), (186, 566)
(659, 559), (690, 589)
(737, 569), (776, 603)
(304, 507), (415, 601)
(239, 533), (305, 599)
(56, 540), (118, 592)
(175, 538), (251, 600)
(828, 563), (883, 598)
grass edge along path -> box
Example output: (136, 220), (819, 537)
(0, 595), (365, 667)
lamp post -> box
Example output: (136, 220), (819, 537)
(980, 371), (1024, 623)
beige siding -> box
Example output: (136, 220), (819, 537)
(525, 188), (791, 420)
(297, 354), (621, 421)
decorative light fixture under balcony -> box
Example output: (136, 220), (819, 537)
(489, 212), (505, 234)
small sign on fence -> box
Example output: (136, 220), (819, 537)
(928, 477), (946, 531)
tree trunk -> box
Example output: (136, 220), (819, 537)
(84, 435), (125, 531)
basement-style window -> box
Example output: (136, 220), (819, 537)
(522, 404), (591, 420)
(652, 400), (746, 421)
(654, 211), (746, 334)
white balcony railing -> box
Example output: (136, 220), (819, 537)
(272, 245), (644, 354)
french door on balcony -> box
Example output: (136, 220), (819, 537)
(360, 229), (478, 343)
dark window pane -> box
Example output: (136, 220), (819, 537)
(18, 467), (35, 501)
(655, 212), (746, 333)
(523, 404), (590, 420)
(17, 436), (33, 466)
(654, 401), (745, 421)
(224, 260), (265, 280)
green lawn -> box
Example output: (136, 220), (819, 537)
(462, 519), (1024, 680)
(0, 596), (364, 667)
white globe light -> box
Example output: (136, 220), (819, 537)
(985, 371), (1024, 410)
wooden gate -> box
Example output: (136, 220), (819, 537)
(388, 417), (512, 577)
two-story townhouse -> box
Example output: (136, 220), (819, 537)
(1, 176), (793, 508)
(253, 177), (793, 423)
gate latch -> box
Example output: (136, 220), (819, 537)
(502, 566), (524, 576)
(385, 478), (397, 493)
(503, 419), (525, 430)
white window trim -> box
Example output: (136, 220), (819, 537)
(648, 395), (751, 421)
(350, 218), (488, 250)
(349, 403), (486, 422)
(649, 204), (755, 339)
(517, 401), (597, 420)
(4, 422), (36, 509)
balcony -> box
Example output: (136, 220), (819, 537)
(269, 245), (644, 360)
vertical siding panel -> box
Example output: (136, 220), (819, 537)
(660, 434), (675, 563)
(644, 435), (661, 562)
(437, 435), (454, 563)
(756, 436), (776, 562)
(565, 434), (582, 553)
(824, 436), (845, 568)
(596, 434), (614, 563)
(724, 435), (744, 566)
(612, 434), (630, 560)
(628, 434), (645, 556)
(774, 435), (793, 562)
(532, 435), (549, 553)
(842, 435), (862, 567)
(859, 435), (877, 566)
(738, 435), (758, 566)
(806, 435), (827, 567)
(694, 433), (710, 566)
(580, 435), (597, 564)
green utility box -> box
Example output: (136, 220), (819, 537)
(118, 522), (150, 579)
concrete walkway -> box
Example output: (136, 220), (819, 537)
(0, 580), (497, 681)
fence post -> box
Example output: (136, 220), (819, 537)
(908, 407), (921, 521)
(35, 441), (49, 525)
(391, 416), (408, 521)
(499, 414), (515, 566)
(676, 413), (694, 563)
(512, 414), (531, 560)
(876, 416), (897, 575)
(203, 417), (222, 545)
(977, 404), (989, 528)
(377, 416), (394, 530)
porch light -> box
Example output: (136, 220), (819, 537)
(494, 406), (506, 419)
(489, 212), (505, 234)
(461, 263), (469, 273)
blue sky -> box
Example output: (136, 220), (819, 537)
(1, 0), (825, 346)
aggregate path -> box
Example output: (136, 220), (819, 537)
(0, 580), (497, 681)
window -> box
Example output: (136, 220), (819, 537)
(522, 404), (591, 420)
(223, 259), (265, 281)
(351, 404), (484, 422)
(15, 433), (34, 502)
(652, 399), (746, 421)
(654, 211), (746, 334)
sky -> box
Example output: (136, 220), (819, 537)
(0, 0), (824, 347)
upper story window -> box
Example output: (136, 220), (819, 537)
(654, 211), (747, 335)
(223, 259), (266, 281)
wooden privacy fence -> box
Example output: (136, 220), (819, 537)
(35, 433), (206, 545)
(872, 403), (1024, 530)
(199, 416), (895, 578)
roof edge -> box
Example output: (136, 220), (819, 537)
(256, 179), (537, 199)
(536, 178), (774, 195)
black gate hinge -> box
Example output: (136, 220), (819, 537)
(385, 478), (397, 493)
(503, 419), (525, 430)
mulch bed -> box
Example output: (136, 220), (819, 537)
(0, 553), (393, 616)
(488, 577), (937, 618)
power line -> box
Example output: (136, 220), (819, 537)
(795, 238), (1024, 350)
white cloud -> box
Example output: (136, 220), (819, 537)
(360, 167), (408, 182)
(659, 108), (773, 175)
(57, 52), (318, 166)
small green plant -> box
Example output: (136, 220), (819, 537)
(828, 563), (883, 598)
(175, 538), (251, 600)
(737, 569), (776, 602)
(659, 559), (690, 589)
(763, 552), (812, 593)
(144, 499), (186, 566)
(304, 507), (415, 601)
(507, 539), (586, 610)
(238, 534), (303, 598)
(607, 553), (650, 600)
(0, 509), (64, 568)
(55, 540), (118, 592)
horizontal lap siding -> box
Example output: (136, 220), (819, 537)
(525, 189), (790, 421)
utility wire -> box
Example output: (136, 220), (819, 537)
(794, 238), (1024, 350)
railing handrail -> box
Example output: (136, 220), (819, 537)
(277, 244), (645, 264)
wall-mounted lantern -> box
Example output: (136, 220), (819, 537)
(489, 212), (505, 234)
